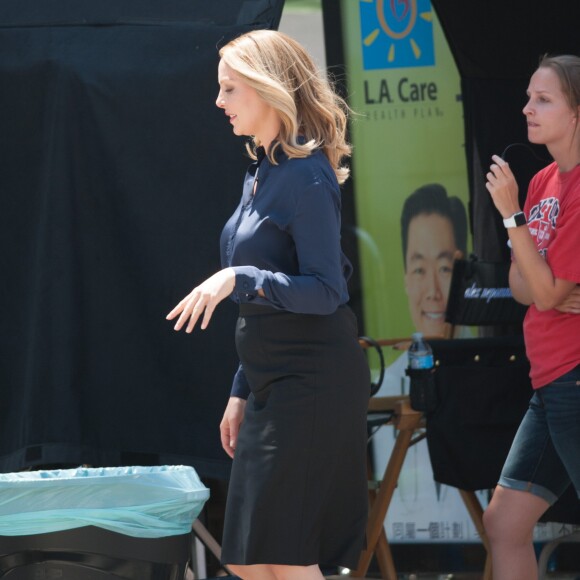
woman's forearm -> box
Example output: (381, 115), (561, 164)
(509, 227), (576, 310)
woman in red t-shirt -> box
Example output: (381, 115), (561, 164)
(484, 54), (580, 579)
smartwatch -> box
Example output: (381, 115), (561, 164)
(503, 211), (527, 229)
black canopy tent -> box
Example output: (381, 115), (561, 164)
(0, 0), (284, 480)
(323, 0), (580, 266)
(429, 0), (580, 261)
(320, 0), (580, 570)
(3, 0), (579, 482)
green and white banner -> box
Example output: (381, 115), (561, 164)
(342, 0), (470, 343)
(340, 0), (479, 543)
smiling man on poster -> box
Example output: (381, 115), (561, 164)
(339, 0), (480, 546)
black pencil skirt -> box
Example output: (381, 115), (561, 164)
(221, 303), (370, 569)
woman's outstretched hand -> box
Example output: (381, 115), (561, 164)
(166, 267), (236, 332)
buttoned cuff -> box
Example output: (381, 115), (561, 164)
(232, 266), (265, 300)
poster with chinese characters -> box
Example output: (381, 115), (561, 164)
(339, 0), (478, 543)
(338, 0), (574, 546)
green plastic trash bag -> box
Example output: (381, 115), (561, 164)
(0, 465), (210, 538)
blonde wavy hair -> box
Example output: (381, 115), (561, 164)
(219, 29), (352, 184)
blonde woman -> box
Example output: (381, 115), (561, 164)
(167, 30), (369, 580)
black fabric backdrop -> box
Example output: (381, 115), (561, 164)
(322, 0), (580, 328)
(321, 0), (580, 525)
(0, 0), (284, 479)
(3, 0), (579, 481)
(430, 0), (580, 261)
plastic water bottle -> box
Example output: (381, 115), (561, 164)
(408, 332), (434, 370)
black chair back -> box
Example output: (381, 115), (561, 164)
(445, 255), (527, 328)
(425, 336), (531, 490)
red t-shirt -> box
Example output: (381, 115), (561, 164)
(522, 161), (580, 388)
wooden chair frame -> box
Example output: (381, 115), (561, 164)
(352, 334), (494, 580)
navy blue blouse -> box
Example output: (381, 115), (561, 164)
(220, 145), (353, 398)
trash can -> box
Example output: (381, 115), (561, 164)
(0, 465), (210, 579)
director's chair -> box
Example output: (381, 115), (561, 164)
(352, 255), (530, 580)
(423, 254), (530, 580)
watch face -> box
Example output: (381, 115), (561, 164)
(504, 212), (527, 228)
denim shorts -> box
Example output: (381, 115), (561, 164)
(498, 365), (580, 504)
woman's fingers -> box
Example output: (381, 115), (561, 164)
(167, 268), (235, 333)
(185, 295), (205, 333)
(220, 423), (234, 458)
(555, 286), (580, 313)
(200, 301), (217, 330)
(220, 417), (237, 458)
(166, 289), (199, 331)
(485, 155), (521, 217)
(487, 162), (509, 183)
(168, 287), (218, 332)
(219, 396), (246, 458)
(165, 300), (185, 321)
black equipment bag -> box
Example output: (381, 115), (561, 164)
(425, 336), (532, 491)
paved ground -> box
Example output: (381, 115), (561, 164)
(278, 7), (326, 69)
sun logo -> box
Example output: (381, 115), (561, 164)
(360, 0), (435, 70)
